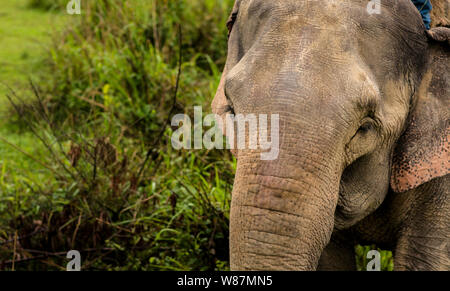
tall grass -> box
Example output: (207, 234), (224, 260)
(1, 0), (235, 271)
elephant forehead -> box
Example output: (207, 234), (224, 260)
(236, 0), (422, 26)
(231, 0), (428, 81)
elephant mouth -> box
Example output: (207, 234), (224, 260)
(334, 154), (391, 229)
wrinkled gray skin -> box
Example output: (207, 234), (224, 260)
(212, 0), (449, 271)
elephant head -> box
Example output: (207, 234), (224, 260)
(212, 0), (449, 270)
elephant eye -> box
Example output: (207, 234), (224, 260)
(358, 119), (375, 134)
(223, 104), (235, 115)
(359, 123), (372, 133)
(226, 11), (238, 38)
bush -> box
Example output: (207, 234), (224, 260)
(1, 0), (235, 271)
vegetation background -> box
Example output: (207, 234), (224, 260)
(0, 0), (393, 271)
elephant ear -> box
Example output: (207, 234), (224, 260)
(390, 27), (450, 193)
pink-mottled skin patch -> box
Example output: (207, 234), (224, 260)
(391, 129), (449, 193)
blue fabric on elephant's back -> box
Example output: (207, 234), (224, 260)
(411, 0), (433, 29)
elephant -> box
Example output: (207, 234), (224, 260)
(211, 0), (449, 270)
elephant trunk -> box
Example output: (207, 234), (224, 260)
(229, 143), (341, 270)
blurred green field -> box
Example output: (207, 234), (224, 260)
(0, 0), (68, 197)
(0, 0), (68, 105)
(0, 0), (393, 271)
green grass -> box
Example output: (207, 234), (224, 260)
(0, 0), (236, 271)
(0, 0), (68, 104)
(0, 0), (69, 193)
